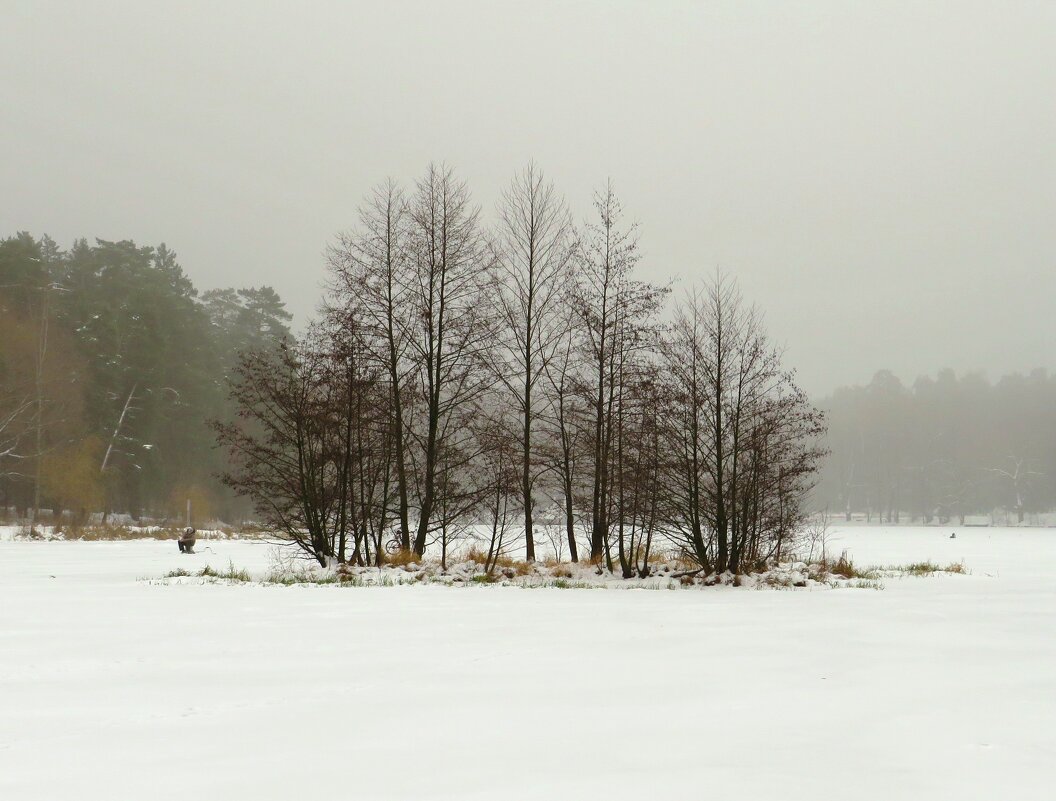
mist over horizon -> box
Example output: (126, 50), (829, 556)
(3, 1), (1053, 396)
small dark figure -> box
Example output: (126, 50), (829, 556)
(178, 526), (197, 554)
(949, 532), (956, 539)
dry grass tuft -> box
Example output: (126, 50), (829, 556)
(462, 546), (489, 564)
(829, 552), (863, 579)
(461, 548), (535, 575)
(382, 549), (419, 568)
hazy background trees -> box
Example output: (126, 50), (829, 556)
(816, 368), (1056, 523)
(0, 232), (291, 525)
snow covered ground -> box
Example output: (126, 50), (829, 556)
(1, 526), (1054, 800)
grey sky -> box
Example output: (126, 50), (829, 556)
(2, 1), (1053, 395)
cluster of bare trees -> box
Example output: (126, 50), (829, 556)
(217, 164), (825, 573)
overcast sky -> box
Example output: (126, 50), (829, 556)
(2, 1), (1053, 395)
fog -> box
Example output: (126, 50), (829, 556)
(2, 0), (1053, 394)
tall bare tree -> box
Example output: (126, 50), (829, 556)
(492, 163), (576, 560)
(573, 183), (666, 562)
(407, 164), (494, 555)
(328, 180), (415, 549)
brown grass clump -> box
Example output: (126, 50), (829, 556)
(829, 555), (855, 579)
(462, 547), (490, 564)
(943, 561), (969, 574)
(827, 552), (874, 580)
(476, 551), (534, 574)
(383, 549), (419, 568)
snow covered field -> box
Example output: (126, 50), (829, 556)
(1, 527), (1054, 800)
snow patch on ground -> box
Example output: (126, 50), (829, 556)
(1, 526), (1054, 800)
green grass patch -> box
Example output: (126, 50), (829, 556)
(902, 561), (941, 575)
(868, 560), (970, 577)
(197, 561), (251, 582)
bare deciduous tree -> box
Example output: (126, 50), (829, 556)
(215, 339), (385, 567)
(572, 182), (666, 563)
(658, 274), (825, 573)
(406, 164), (495, 555)
(491, 163), (576, 560)
(542, 316), (586, 562)
(328, 179), (415, 550)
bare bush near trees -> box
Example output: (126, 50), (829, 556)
(220, 164), (825, 574)
(659, 276), (826, 573)
(473, 413), (520, 574)
(321, 319), (395, 566)
(216, 343), (339, 565)
(215, 331), (394, 567)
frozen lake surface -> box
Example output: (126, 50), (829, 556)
(1, 526), (1054, 800)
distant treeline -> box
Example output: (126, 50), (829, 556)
(0, 232), (291, 523)
(816, 369), (1056, 522)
